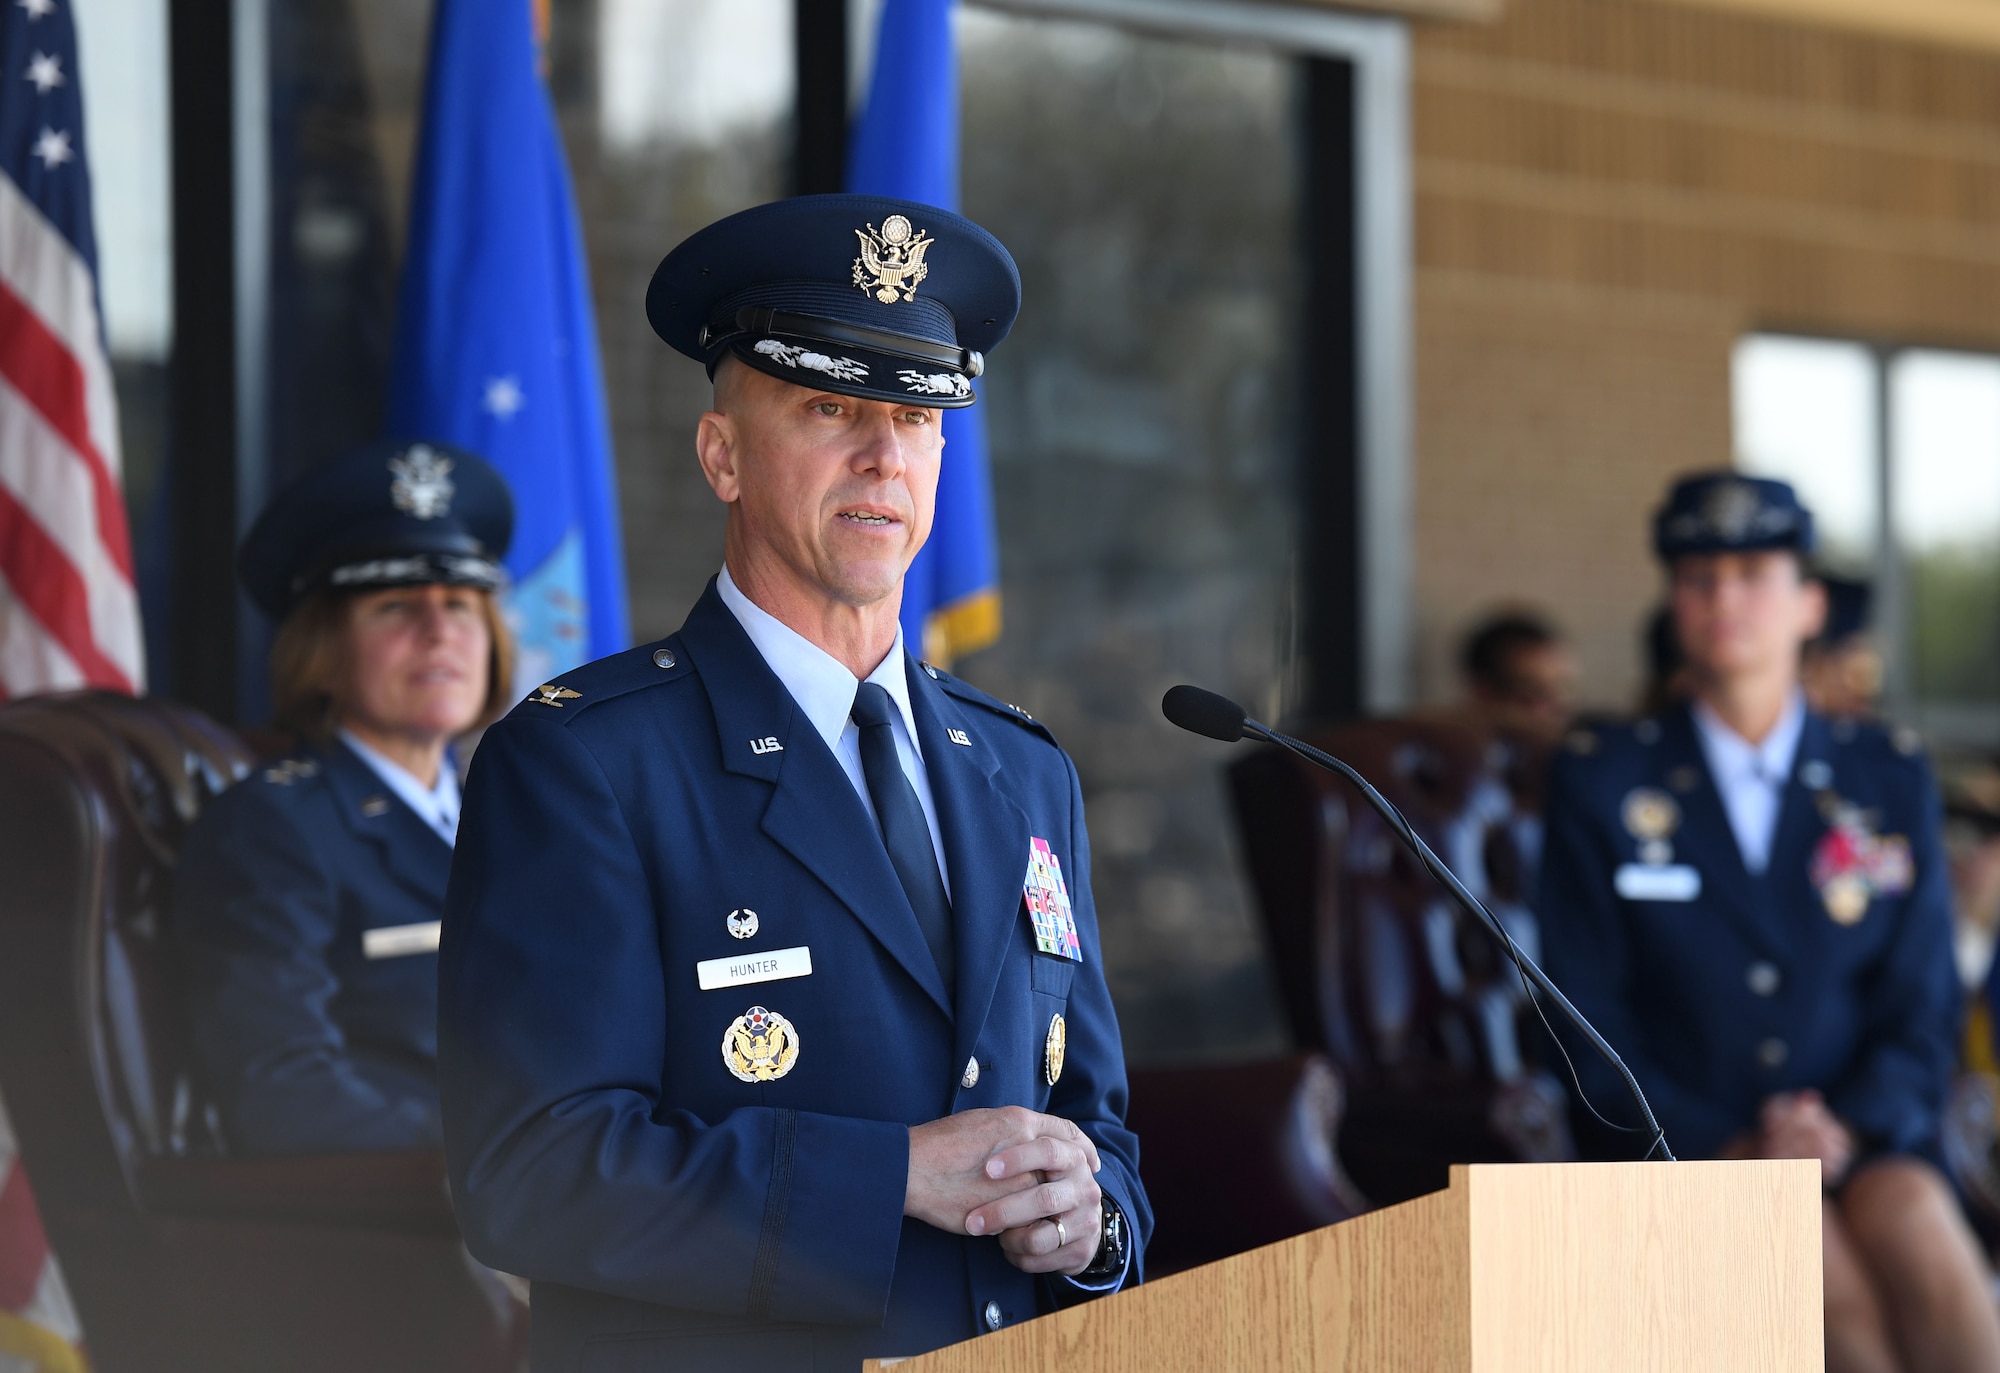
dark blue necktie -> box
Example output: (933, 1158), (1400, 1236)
(850, 681), (954, 992)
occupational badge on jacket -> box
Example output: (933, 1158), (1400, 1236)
(1022, 836), (1082, 961)
(1809, 800), (1914, 927)
(1044, 1013), (1066, 1087)
(1620, 787), (1681, 866)
(853, 215), (932, 305)
(723, 1005), (800, 1082)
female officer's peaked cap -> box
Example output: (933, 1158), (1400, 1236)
(238, 440), (515, 620)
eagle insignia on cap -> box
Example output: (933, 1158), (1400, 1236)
(854, 215), (933, 305)
(388, 445), (455, 520)
(1702, 480), (1761, 541)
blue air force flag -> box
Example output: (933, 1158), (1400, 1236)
(848, 0), (1001, 666)
(387, 0), (627, 688)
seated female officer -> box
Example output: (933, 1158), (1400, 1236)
(175, 440), (514, 1155)
(1541, 472), (2000, 1373)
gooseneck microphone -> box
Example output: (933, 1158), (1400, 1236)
(1162, 685), (1674, 1163)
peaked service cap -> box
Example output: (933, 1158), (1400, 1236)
(238, 439), (515, 621)
(646, 193), (1021, 409)
(1653, 471), (1816, 561)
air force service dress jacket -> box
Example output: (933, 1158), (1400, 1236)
(1538, 703), (1960, 1166)
(439, 582), (1149, 1371)
(176, 739), (449, 1155)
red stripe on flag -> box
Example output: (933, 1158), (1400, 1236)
(0, 1161), (50, 1311)
(0, 279), (133, 581)
(0, 484), (133, 692)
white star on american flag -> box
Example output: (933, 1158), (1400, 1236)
(16, 0), (55, 20)
(24, 52), (64, 94)
(482, 375), (525, 420)
(31, 127), (72, 169)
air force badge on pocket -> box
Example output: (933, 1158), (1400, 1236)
(1022, 836), (1082, 961)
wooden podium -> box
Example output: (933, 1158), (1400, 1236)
(868, 1160), (1822, 1372)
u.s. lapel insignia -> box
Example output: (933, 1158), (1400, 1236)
(853, 215), (932, 304)
(947, 728), (972, 747)
(723, 1005), (800, 1083)
(533, 684), (581, 708)
(262, 758), (320, 786)
(750, 735), (784, 755)
(359, 794), (391, 818)
(1044, 1013), (1066, 1086)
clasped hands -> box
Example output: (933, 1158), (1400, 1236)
(906, 1107), (1103, 1277)
(1721, 1089), (1857, 1186)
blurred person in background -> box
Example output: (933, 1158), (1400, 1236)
(1540, 472), (1999, 1373)
(175, 442), (515, 1155)
(1455, 610), (1578, 747)
(1803, 577), (1882, 720)
(1637, 604), (1690, 718)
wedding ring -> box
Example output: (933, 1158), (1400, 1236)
(1054, 1217), (1068, 1248)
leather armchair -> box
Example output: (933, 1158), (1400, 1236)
(0, 691), (519, 1373)
(1227, 718), (1574, 1206)
(1124, 1053), (1365, 1276)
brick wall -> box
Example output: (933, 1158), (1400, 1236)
(1410, 0), (2000, 708)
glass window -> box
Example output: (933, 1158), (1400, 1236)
(71, 0), (173, 576)
(957, 8), (1303, 1059)
(1891, 351), (2000, 714)
(1732, 335), (1878, 577)
(1733, 332), (2000, 741)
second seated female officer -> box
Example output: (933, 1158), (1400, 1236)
(1541, 472), (2000, 1373)
(175, 440), (515, 1156)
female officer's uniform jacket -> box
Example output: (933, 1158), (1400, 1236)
(1539, 702), (1960, 1164)
(176, 739), (449, 1154)
(439, 583), (1149, 1372)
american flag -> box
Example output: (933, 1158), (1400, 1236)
(0, 0), (118, 1366)
(0, 1099), (85, 1372)
(0, 0), (141, 699)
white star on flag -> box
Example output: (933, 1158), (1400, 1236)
(31, 127), (72, 169)
(15, 0), (54, 19)
(482, 375), (525, 420)
(24, 52), (63, 94)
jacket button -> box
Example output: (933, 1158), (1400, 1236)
(984, 1300), (1003, 1331)
(1746, 962), (1781, 997)
(653, 648), (677, 669)
(961, 1057), (980, 1090)
(1757, 1038), (1789, 1069)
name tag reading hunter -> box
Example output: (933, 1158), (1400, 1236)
(696, 945), (813, 991)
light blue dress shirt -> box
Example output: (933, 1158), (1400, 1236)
(1691, 691), (1806, 876)
(338, 727), (462, 846)
(717, 564), (951, 896)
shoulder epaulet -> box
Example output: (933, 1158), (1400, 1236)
(507, 639), (691, 723)
(1823, 714), (1927, 768)
(926, 663), (1060, 748)
(258, 756), (322, 788)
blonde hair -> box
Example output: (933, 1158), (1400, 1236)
(269, 587), (514, 742)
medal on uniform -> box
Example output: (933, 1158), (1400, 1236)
(1809, 799), (1914, 927)
(1044, 1013), (1067, 1086)
(723, 1005), (800, 1082)
(1620, 787), (1680, 866)
(1022, 837), (1083, 961)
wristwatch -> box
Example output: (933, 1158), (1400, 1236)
(1078, 1196), (1127, 1279)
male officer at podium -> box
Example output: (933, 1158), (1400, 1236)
(1541, 472), (2000, 1373)
(438, 196), (1148, 1372)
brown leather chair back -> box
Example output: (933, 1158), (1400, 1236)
(0, 692), (251, 1203)
(0, 692), (517, 1373)
(1228, 718), (1571, 1204)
